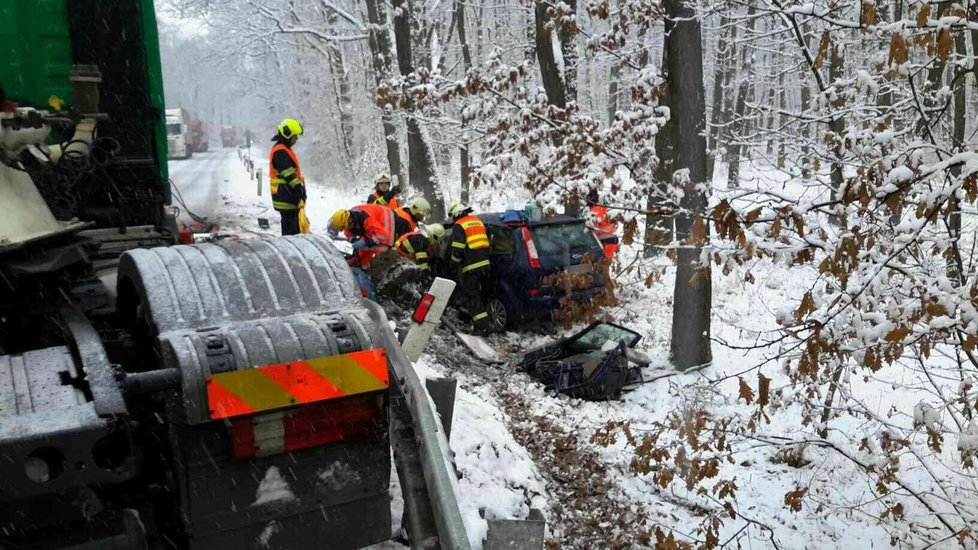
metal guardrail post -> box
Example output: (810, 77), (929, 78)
(364, 301), (471, 550)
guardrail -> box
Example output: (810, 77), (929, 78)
(364, 300), (472, 550)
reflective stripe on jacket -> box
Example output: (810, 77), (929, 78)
(269, 143), (303, 210)
(352, 203), (396, 247)
(394, 230), (430, 270)
(450, 215), (491, 273)
(368, 191), (399, 210)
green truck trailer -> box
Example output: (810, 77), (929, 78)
(0, 2), (404, 548)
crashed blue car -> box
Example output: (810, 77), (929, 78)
(478, 211), (607, 331)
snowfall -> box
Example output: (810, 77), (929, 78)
(169, 147), (965, 549)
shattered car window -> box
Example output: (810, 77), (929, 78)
(568, 323), (641, 353)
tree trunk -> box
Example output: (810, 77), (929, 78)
(777, 69), (787, 168)
(948, 28), (966, 285)
(558, 0), (578, 102)
(525, 5), (536, 62)
(765, 84), (777, 155)
(726, 1), (757, 189)
(607, 64), (620, 126)
(456, 0), (473, 205)
(325, 10), (355, 177)
(535, 1), (567, 108)
(364, 0), (404, 185)
(828, 40), (845, 198)
(664, 0), (712, 370)
(392, 0), (443, 219)
(647, 17), (675, 257)
(707, 13), (733, 181)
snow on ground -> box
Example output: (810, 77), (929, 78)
(170, 151), (961, 548)
(414, 357), (550, 546)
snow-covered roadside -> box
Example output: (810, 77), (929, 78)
(414, 354), (550, 547)
(193, 151), (959, 547)
(215, 146), (362, 236)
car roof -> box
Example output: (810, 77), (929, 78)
(477, 212), (583, 227)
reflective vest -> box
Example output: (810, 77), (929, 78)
(589, 205), (618, 258)
(590, 205), (617, 239)
(393, 207), (417, 237)
(368, 191), (399, 210)
(269, 144), (302, 210)
(451, 215), (491, 273)
(394, 230), (430, 270)
(352, 203), (396, 247)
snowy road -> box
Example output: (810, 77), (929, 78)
(167, 148), (244, 226)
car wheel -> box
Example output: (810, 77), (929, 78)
(486, 297), (508, 333)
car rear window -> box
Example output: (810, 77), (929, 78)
(488, 225), (517, 256)
(530, 222), (601, 257)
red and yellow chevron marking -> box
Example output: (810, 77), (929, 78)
(206, 348), (389, 420)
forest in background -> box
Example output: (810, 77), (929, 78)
(158, 1), (978, 546)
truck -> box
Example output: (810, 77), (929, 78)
(189, 118), (208, 152)
(165, 107), (192, 159)
(0, 2), (476, 549)
(220, 125), (236, 148)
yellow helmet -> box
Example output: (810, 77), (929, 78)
(277, 118), (304, 139)
(330, 209), (350, 231)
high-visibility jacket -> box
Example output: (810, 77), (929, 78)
(394, 230), (430, 271)
(589, 205), (618, 258)
(449, 215), (490, 274)
(269, 143), (305, 211)
(367, 190), (399, 210)
(393, 207), (417, 238)
(346, 203), (396, 248)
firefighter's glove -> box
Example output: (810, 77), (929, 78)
(352, 239), (369, 252)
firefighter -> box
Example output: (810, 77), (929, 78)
(426, 223), (449, 278)
(328, 203), (396, 267)
(447, 203), (492, 334)
(394, 197), (432, 237)
(587, 188), (618, 258)
(366, 172), (401, 209)
(269, 118), (307, 236)
(394, 230), (431, 272)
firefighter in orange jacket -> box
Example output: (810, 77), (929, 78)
(269, 119), (307, 235)
(393, 197), (431, 237)
(587, 188), (618, 258)
(447, 203), (492, 334)
(328, 203), (396, 267)
(367, 172), (400, 209)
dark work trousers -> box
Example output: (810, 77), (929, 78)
(279, 209), (300, 236)
(458, 268), (491, 333)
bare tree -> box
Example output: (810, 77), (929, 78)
(664, 0), (712, 370)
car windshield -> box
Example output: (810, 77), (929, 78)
(567, 323), (641, 353)
(166, 123), (182, 135)
(531, 222), (599, 257)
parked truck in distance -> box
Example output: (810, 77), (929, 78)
(220, 125), (236, 148)
(189, 119), (208, 153)
(166, 107), (192, 159)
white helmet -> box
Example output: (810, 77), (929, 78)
(408, 197), (431, 218)
(426, 223), (446, 242)
(448, 203), (472, 219)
